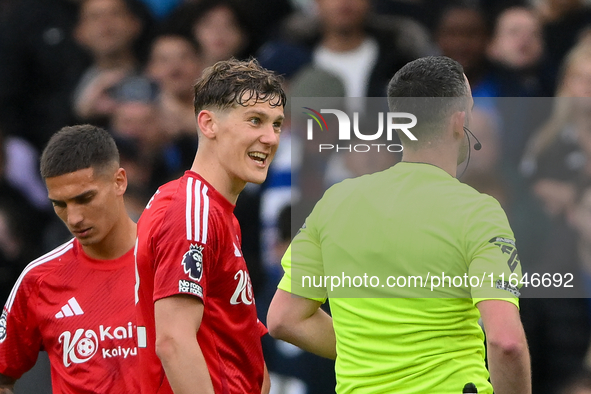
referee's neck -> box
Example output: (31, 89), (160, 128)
(401, 149), (458, 178)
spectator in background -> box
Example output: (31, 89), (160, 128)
(146, 33), (202, 138)
(488, 6), (553, 96)
(372, 0), (447, 34)
(109, 74), (200, 199)
(261, 67), (344, 262)
(145, 32), (202, 201)
(536, 0), (591, 84)
(281, 68), (348, 239)
(519, 182), (591, 394)
(460, 108), (550, 283)
(178, 0), (292, 52)
(310, 0), (421, 98)
(0, 206), (26, 305)
(73, 0), (147, 125)
(0, 128), (50, 213)
(107, 75), (166, 193)
(0, 0), (89, 151)
(259, 0), (421, 100)
(435, 3), (529, 98)
(488, 6), (543, 72)
(191, 0), (251, 67)
(0, 131), (43, 305)
(435, 3), (542, 169)
(164, 0), (253, 68)
(311, 0), (414, 97)
(518, 42), (591, 392)
(521, 41), (591, 219)
(110, 76), (164, 159)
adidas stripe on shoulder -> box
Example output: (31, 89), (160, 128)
(185, 177), (210, 244)
(4, 240), (74, 312)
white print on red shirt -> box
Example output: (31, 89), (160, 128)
(230, 270), (254, 305)
(58, 322), (137, 367)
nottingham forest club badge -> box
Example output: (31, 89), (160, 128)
(182, 244), (204, 281)
(0, 309), (7, 343)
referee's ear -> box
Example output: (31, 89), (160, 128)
(450, 110), (466, 141)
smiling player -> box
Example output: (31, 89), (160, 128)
(135, 58), (286, 394)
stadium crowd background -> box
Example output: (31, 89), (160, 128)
(2, 0), (591, 392)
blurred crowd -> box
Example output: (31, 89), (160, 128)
(3, 0), (591, 392)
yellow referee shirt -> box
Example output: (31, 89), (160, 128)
(279, 162), (522, 394)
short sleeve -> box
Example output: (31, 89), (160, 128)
(152, 215), (220, 303)
(0, 278), (43, 379)
(466, 197), (522, 308)
(278, 214), (327, 302)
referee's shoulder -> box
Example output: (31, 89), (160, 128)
(454, 180), (506, 213)
(322, 174), (366, 196)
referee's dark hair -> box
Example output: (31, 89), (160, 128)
(40, 124), (120, 179)
(387, 56), (469, 144)
(387, 56), (467, 99)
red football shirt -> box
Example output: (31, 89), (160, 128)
(0, 239), (139, 393)
(135, 171), (266, 394)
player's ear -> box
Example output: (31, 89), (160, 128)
(114, 167), (128, 196)
(197, 110), (216, 140)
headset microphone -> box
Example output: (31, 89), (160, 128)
(463, 127), (481, 151)
(458, 126), (482, 179)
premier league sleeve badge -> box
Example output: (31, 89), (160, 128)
(181, 244), (205, 282)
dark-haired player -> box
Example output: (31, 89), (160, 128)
(135, 58), (286, 394)
(0, 125), (138, 393)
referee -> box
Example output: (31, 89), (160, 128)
(267, 56), (531, 394)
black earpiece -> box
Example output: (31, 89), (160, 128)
(458, 126), (483, 179)
(463, 127), (481, 151)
